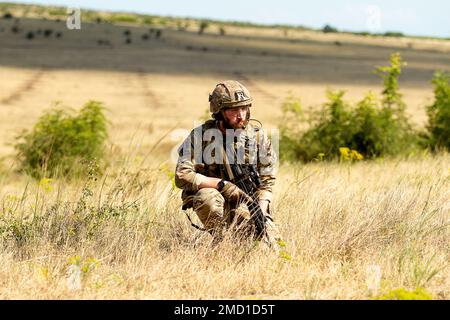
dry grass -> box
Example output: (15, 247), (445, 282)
(0, 152), (448, 299)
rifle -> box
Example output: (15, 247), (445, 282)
(221, 146), (267, 239)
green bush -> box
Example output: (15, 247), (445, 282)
(198, 21), (209, 35)
(47, 7), (66, 16)
(142, 17), (154, 25)
(383, 31), (404, 38)
(15, 101), (108, 178)
(424, 72), (450, 151)
(280, 53), (418, 162)
(279, 95), (305, 161)
(111, 14), (139, 24)
(322, 24), (338, 33)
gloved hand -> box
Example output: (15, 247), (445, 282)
(220, 182), (252, 204)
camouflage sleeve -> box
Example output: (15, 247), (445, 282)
(174, 128), (205, 192)
(256, 128), (277, 203)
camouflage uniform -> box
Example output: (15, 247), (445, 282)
(175, 121), (281, 247)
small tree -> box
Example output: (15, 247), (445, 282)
(322, 24), (338, 33)
(425, 72), (450, 151)
(198, 21), (209, 35)
(375, 52), (417, 154)
(376, 52), (405, 110)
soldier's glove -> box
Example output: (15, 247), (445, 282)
(220, 181), (252, 205)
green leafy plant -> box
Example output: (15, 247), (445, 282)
(322, 24), (338, 33)
(15, 101), (108, 179)
(111, 14), (139, 24)
(47, 7), (66, 16)
(198, 21), (209, 35)
(280, 53), (419, 162)
(383, 31), (404, 38)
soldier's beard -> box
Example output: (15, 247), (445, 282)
(222, 119), (245, 130)
(221, 114), (247, 130)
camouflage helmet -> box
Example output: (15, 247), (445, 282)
(209, 80), (253, 114)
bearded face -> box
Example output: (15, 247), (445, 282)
(222, 106), (249, 129)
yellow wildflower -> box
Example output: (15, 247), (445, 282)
(351, 150), (364, 161)
(39, 177), (54, 193)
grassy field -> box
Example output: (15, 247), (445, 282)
(0, 4), (449, 299)
(0, 153), (448, 299)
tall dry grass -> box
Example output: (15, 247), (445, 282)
(0, 151), (448, 299)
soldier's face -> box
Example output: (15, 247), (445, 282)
(223, 106), (248, 129)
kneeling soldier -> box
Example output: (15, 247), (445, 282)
(175, 80), (282, 250)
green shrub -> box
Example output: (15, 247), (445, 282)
(280, 53), (418, 162)
(281, 90), (353, 162)
(14, 101), (108, 178)
(322, 24), (338, 33)
(279, 95), (305, 161)
(383, 31), (404, 38)
(111, 14), (138, 24)
(157, 18), (168, 26)
(47, 7), (66, 16)
(424, 71), (450, 151)
(142, 17), (154, 25)
(374, 53), (417, 152)
(198, 21), (209, 35)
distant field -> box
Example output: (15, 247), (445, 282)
(0, 10), (449, 158)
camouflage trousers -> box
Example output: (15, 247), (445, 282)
(192, 188), (282, 250)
